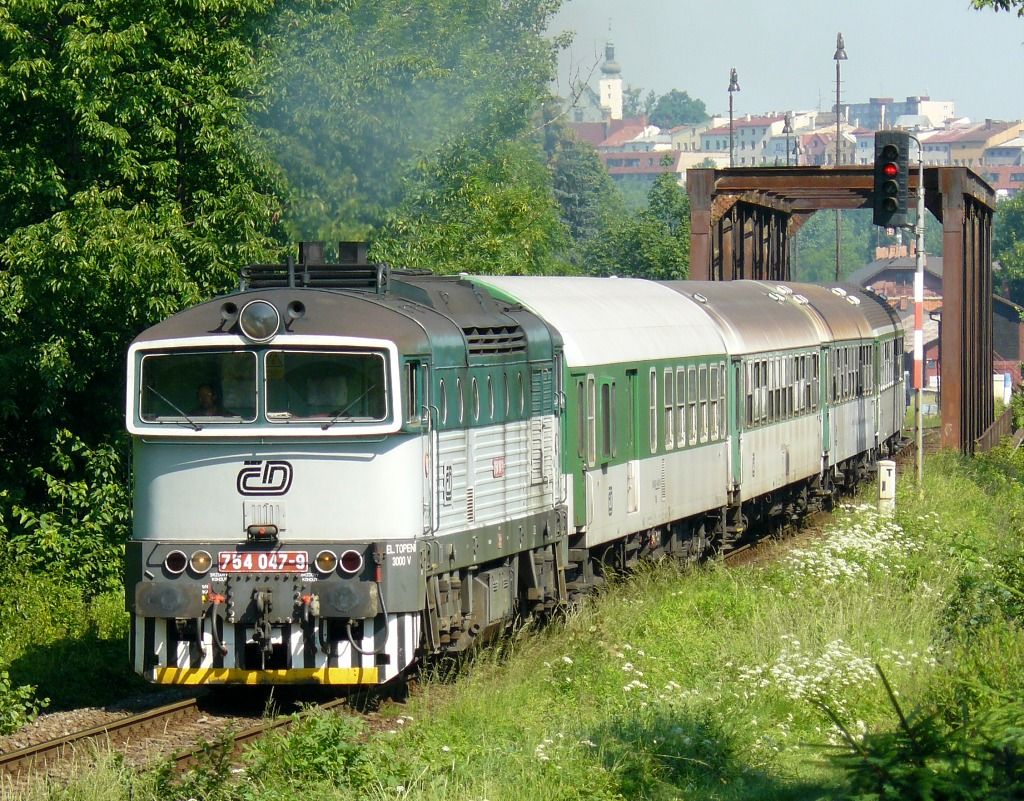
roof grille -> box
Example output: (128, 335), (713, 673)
(240, 242), (389, 293)
(463, 326), (527, 356)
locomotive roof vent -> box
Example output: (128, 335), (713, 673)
(239, 241), (390, 294)
(463, 325), (527, 356)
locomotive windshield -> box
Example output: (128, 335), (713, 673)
(137, 348), (388, 426)
(265, 350), (387, 422)
(140, 351), (257, 423)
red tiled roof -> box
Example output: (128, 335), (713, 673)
(925, 121), (1016, 144)
(599, 125), (649, 148)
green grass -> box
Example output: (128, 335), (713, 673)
(11, 445), (1024, 800)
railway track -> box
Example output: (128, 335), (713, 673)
(0, 691), (351, 789)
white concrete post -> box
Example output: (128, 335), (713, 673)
(878, 460), (896, 514)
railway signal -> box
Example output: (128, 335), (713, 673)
(872, 130), (910, 228)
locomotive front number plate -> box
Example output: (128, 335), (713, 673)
(218, 551), (308, 573)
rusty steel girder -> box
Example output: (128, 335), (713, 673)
(686, 166), (996, 453)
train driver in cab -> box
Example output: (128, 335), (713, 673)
(192, 383), (229, 416)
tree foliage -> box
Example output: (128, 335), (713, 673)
(549, 133), (625, 269)
(649, 89), (708, 129)
(256, 0), (564, 244)
(375, 138), (569, 275)
(0, 0), (288, 593)
(792, 209), (877, 283)
(584, 173), (690, 280)
(971, 0), (1024, 15)
(993, 193), (1024, 303)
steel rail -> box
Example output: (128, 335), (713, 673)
(0, 697), (200, 780)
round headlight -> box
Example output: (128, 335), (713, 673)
(164, 550), (188, 575)
(315, 550), (338, 574)
(339, 549), (364, 576)
(239, 300), (281, 342)
(189, 550), (213, 574)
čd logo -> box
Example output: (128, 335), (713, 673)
(236, 460), (293, 496)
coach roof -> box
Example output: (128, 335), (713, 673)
(662, 281), (823, 356)
(469, 276), (727, 367)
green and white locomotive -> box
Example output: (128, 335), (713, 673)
(125, 244), (903, 686)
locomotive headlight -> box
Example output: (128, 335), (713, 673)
(339, 549), (364, 576)
(315, 550), (338, 574)
(239, 299), (281, 342)
(164, 550), (188, 575)
(189, 549), (213, 575)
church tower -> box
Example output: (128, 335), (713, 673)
(598, 41), (623, 121)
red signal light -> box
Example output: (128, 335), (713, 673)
(882, 163), (899, 177)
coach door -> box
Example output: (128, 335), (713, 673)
(571, 373), (591, 529)
(819, 347), (830, 470)
(730, 358), (743, 492)
(625, 369), (639, 514)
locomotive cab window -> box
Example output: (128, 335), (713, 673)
(140, 350), (257, 423)
(265, 350), (387, 422)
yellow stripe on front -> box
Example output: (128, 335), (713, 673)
(152, 666), (382, 685)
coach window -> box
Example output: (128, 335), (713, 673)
(457, 377), (464, 423)
(576, 380), (586, 459)
(801, 356), (809, 412)
(648, 368), (658, 453)
(775, 358), (783, 420)
(588, 375), (597, 466)
(664, 368), (674, 450)
(601, 381), (615, 460)
(698, 364), (708, 443)
(787, 357), (794, 418)
(720, 361), (727, 432)
(487, 376), (494, 420)
(504, 373), (510, 416)
(749, 362), (757, 426)
(831, 349), (839, 402)
(439, 378), (448, 425)
(813, 354), (820, 410)
(687, 366), (697, 445)
(518, 372), (525, 414)
(709, 364), (720, 440)
(675, 368), (686, 446)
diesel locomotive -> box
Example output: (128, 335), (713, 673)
(125, 243), (904, 686)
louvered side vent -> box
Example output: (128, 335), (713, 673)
(463, 326), (527, 356)
(529, 367), (554, 487)
(466, 487), (475, 523)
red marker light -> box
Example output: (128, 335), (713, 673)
(882, 163), (899, 177)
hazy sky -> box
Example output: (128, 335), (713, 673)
(548, 0), (1024, 123)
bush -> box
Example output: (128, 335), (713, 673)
(827, 668), (1024, 800)
(7, 429), (130, 596)
(0, 670), (45, 735)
